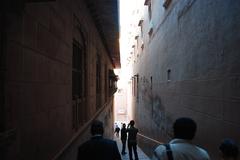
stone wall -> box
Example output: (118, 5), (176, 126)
(131, 0), (240, 159)
(55, 99), (114, 160)
(2, 0), (115, 159)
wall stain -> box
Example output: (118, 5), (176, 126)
(140, 77), (173, 139)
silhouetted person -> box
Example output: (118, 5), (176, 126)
(127, 120), (139, 160)
(121, 123), (127, 155)
(219, 138), (239, 160)
(115, 125), (120, 137)
(152, 117), (210, 160)
(77, 120), (121, 160)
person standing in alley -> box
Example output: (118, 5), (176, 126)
(127, 120), (139, 160)
(115, 124), (120, 138)
(219, 138), (239, 160)
(152, 117), (210, 160)
(77, 120), (121, 160)
(121, 123), (127, 155)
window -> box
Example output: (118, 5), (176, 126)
(135, 35), (139, 49)
(131, 77), (134, 96)
(72, 16), (87, 130)
(96, 54), (101, 109)
(136, 75), (139, 102)
(167, 69), (171, 81)
(148, 20), (153, 38)
(104, 64), (108, 102)
(96, 54), (101, 93)
(140, 25), (144, 38)
(132, 45), (136, 59)
(150, 76), (152, 89)
(133, 77), (136, 96)
(72, 37), (87, 130)
(144, 0), (151, 5)
(163, 0), (172, 9)
(138, 19), (144, 38)
(72, 39), (86, 99)
(144, 0), (152, 20)
(148, 25), (153, 37)
(148, 3), (152, 20)
(141, 43), (144, 50)
(109, 69), (118, 95)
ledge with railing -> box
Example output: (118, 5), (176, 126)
(137, 133), (163, 157)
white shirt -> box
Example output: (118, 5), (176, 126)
(152, 139), (210, 160)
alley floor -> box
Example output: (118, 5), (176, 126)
(114, 136), (150, 160)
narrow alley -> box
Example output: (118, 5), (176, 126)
(1, 0), (240, 160)
(114, 135), (150, 160)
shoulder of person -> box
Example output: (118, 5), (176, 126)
(133, 127), (138, 132)
(195, 146), (210, 159)
(77, 140), (92, 153)
(152, 144), (168, 159)
(78, 139), (91, 147)
(155, 144), (167, 151)
(103, 138), (117, 144)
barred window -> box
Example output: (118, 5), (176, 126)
(72, 36), (87, 130)
(72, 39), (86, 99)
(96, 54), (101, 94)
(96, 54), (101, 109)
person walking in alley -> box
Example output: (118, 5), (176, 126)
(127, 120), (139, 160)
(115, 124), (120, 138)
(121, 123), (127, 155)
(77, 120), (121, 160)
(219, 138), (239, 160)
(152, 117), (210, 160)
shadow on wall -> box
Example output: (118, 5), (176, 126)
(138, 77), (175, 158)
(141, 76), (174, 140)
(152, 96), (173, 139)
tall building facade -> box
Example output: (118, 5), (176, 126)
(0, 0), (120, 160)
(126, 0), (240, 159)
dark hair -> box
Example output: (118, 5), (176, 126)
(91, 120), (104, 135)
(219, 138), (239, 159)
(130, 120), (135, 126)
(173, 117), (197, 140)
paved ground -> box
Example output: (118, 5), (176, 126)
(114, 136), (150, 160)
